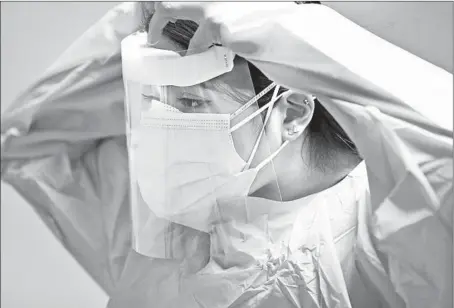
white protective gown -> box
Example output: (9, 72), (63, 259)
(1, 3), (452, 308)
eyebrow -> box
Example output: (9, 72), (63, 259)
(180, 81), (211, 95)
(142, 82), (219, 102)
(178, 84), (214, 100)
(142, 90), (210, 103)
(180, 90), (209, 101)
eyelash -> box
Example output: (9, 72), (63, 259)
(179, 98), (208, 108)
(141, 94), (209, 108)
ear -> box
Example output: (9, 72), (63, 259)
(268, 91), (315, 143)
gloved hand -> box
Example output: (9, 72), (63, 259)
(147, 2), (296, 56)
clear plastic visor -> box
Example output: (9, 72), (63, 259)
(122, 31), (283, 257)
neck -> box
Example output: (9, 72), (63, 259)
(255, 142), (361, 202)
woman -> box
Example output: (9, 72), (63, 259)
(1, 2), (452, 307)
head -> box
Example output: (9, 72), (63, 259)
(139, 2), (362, 200)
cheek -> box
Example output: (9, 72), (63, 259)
(231, 108), (285, 167)
(231, 118), (284, 168)
(230, 116), (263, 162)
(265, 110), (284, 151)
(246, 112), (283, 167)
(221, 95), (263, 162)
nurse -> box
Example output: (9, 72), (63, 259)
(1, 2), (452, 308)
(142, 4), (363, 202)
(122, 2), (453, 307)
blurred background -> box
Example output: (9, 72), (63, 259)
(1, 2), (452, 308)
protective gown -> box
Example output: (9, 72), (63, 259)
(1, 3), (452, 308)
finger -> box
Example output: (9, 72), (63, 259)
(222, 25), (262, 56)
(147, 2), (179, 45)
(225, 39), (260, 56)
(141, 1), (155, 16)
(147, 16), (170, 45)
(187, 20), (219, 54)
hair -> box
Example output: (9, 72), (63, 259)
(139, 2), (361, 171)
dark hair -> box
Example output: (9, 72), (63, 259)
(139, 2), (361, 171)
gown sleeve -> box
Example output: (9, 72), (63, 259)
(1, 3), (452, 307)
(228, 4), (452, 308)
(0, 2), (145, 295)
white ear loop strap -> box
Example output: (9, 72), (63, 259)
(230, 82), (276, 120)
(231, 91), (284, 133)
(243, 85), (281, 170)
(256, 140), (289, 171)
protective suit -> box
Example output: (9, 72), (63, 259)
(1, 2), (452, 308)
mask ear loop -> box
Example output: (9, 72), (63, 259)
(255, 140), (289, 171)
(230, 91), (284, 133)
(241, 87), (291, 172)
(242, 85), (281, 171)
(230, 82), (276, 121)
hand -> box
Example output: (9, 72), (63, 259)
(147, 2), (295, 55)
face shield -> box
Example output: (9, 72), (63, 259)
(121, 31), (284, 257)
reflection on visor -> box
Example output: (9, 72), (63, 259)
(142, 84), (219, 113)
(140, 57), (256, 114)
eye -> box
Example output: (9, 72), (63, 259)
(179, 98), (209, 108)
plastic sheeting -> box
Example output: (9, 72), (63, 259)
(1, 3), (452, 308)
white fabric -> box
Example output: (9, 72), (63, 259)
(1, 3), (452, 308)
(121, 32), (235, 86)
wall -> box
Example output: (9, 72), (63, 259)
(326, 2), (452, 73)
(1, 3), (117, 307)
(1, 2), (452, 308)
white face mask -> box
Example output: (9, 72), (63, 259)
(134, 83), (289, 232)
